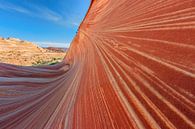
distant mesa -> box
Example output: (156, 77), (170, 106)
(45, 47), (67, 53)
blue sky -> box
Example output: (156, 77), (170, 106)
(0, 0), (90, 47)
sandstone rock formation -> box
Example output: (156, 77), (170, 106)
(0, 37), (66, 66)
(0, 0), (194, 129)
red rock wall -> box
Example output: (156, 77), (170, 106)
(0, 0), (194, 129)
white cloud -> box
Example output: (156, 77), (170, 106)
(72, 22), (80, 26)
(33, 41), (70, 48)
(27, 4), (62, 22)
(0, 2), (30, 14)
(0, 1), (84, 28)
(0, 1), (62, 23)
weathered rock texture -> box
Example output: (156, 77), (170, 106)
(0, 0), (194, 129)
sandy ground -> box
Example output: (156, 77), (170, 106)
(0, 37), (66, 66)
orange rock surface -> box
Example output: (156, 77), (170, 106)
(0, 0), (194, 129)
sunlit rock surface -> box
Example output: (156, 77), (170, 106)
(0, 0), (194, 128)
(0, 38), (66, 66)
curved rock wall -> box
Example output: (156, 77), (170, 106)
(0, 0), (194, 129)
